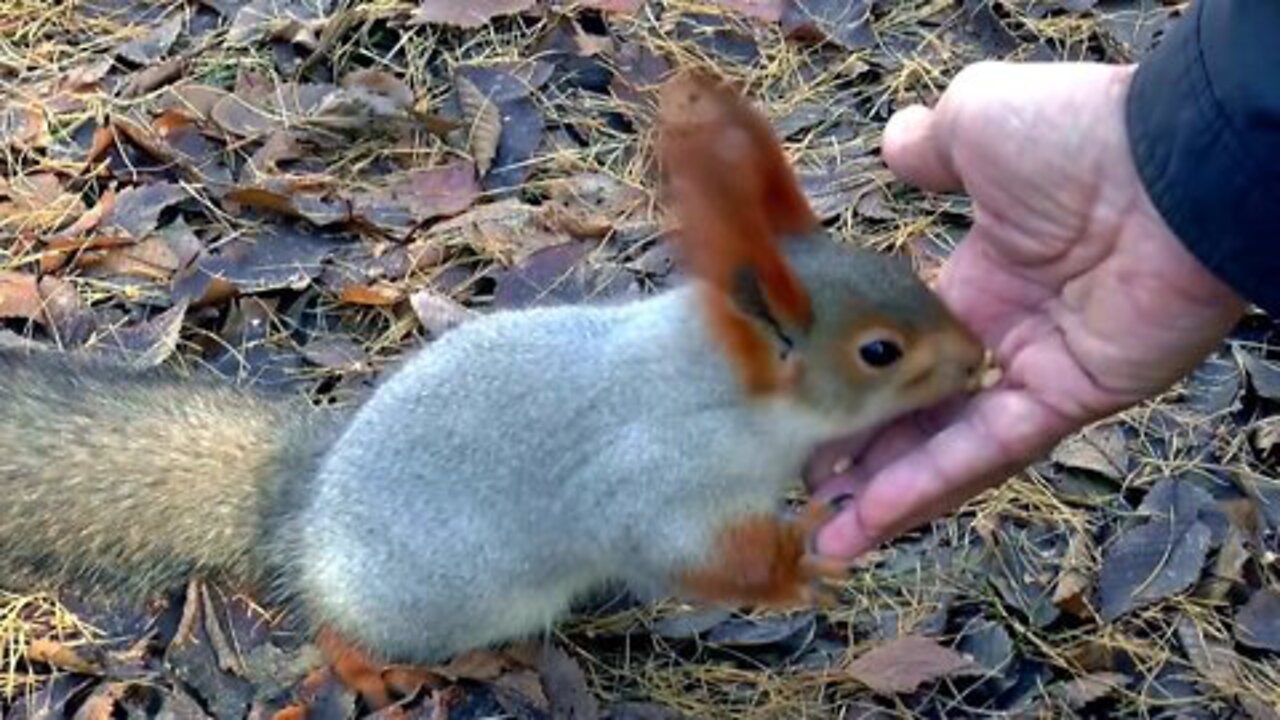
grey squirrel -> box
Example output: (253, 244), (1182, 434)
(0, 71), (985, 710)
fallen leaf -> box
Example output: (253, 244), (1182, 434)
(540, 172), (648, 238)
(708, 0), (788, 22)
(492, 242), (632, 309)
(705, 613), (816, 648)
(1051, 423), (1129, 480)
(411, 0), (536, 28)
(1199, 526), (1248, 602)
(651, 607), (734, 640)
(429, 648), (517, 682)
(798, 161), (879, 220)
(339, 283), (403, 306)
(607, 702), (683, 720)
(174, 227), (344, 303)
(1175, 614), (1239, 689)
(300, 336), (369, 369)
(165, 580), (254, 719)
(98, 182), (189, 239)
(428, 198), (568, 265)
(1181, 350), (1241, 415)
(782, 0), (875, 50)
(0, 102), (49, 149)
(0, 270), (44, 322)
(1099, 517), (1211, 621)
(956, 620), (1014, 674)
(1052, 671), (1128, 709)
(26, 638), (104, 675)
(535, 645), (600, 720)
(410, 288), (476, 337)
(92, 301), (188, 368)
(1053, 529), (1095, 616)
(847, 636), (981, 695)
(228, 0), (332, 47)
(1236, 347), (1280, 402)
(343, 68), (414, 113)
(116, 13), (183, 64)
(402, 161), (482, 222)
(225, 179), (350, 227)
(0, 174), (86, 233)
(574, 0), (644, 11)
(456, 73), (504, 177)
(121, 56), (189, 98)
(1235, 587), (1280, 652)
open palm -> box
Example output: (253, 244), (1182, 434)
(810, 62), (1245, 559)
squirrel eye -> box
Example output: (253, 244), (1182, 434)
(858, 339), (902, 368)
(851, 329), (906, 371)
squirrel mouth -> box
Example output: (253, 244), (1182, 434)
(801, 423), (885, 493)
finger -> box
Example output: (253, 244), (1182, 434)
(882, 105), (962, 193)
(814, 388), (1072, 559)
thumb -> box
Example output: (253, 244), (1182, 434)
(882, 104), (962, 193)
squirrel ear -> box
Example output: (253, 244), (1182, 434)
(657, 70), (819, 393)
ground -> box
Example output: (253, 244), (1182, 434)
(0, 0), (1278, 718)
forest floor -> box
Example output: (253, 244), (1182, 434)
(0, 0), (1278, 718)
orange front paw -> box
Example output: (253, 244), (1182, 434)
(674, 499), (850, 609)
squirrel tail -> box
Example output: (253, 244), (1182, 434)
(0, 350), (338, 600)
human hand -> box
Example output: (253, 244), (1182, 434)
(808, 62), (1246, 559)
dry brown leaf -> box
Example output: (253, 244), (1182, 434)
(1199, 526), (1248, 602)
(0, 174), (86, 233)
(411, 0), (536, 28)
(403, 161), (482, 222)
(428, 648), (517, 682)
(535, 645), (599, 720)
(1235, 587), (1280, 651)
(494, 668), (550, 712)
(98, 182), (189, 239)
(709, 0), (788, 22)
(340, 69), (415, 115)
(1053, 671), (1128, 709)
(427, 198), (568, 265)
(121, 57), (189, 98)
(26, 638), (103, 675)
(1175, 615), (1240, 689)
(228, 0), (331, 47)
(1053, 529), (1095, 616)
(37, 276), (81, 332)
(541, 172), (648, 238)
(95, 236), (184, 279)
(339, 283), (403, 306)
(456, 74), (503, 177)
(1051, 423), (1129, 480)
(116, 13), (183, 64)
(410, 288), (476, 336)
(847, 636), (980, 695)
(573, 0), (644, 11)
(225, 180), (349, 226)
(0, 270), (45, 322)
(0, 102), (49, 150)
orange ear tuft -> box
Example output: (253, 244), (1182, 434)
(657, 70), (818, 392)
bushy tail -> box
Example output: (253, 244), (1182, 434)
(0, 350), (338, 599)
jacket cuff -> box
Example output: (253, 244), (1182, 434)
(1126, 0), (1280, 314)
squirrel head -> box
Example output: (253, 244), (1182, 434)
(657, 70), (984, 429)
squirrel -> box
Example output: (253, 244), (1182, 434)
(0, 71), (985, 711)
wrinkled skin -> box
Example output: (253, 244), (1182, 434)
(810, 62), (1246, 559)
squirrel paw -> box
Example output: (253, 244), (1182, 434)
(674, 497), (852, 609)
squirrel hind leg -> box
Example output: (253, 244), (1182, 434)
(306, 627), (445, 713)
(672, 500), (852, 610)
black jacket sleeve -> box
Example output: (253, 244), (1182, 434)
(1126, 0), (1280, 314)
